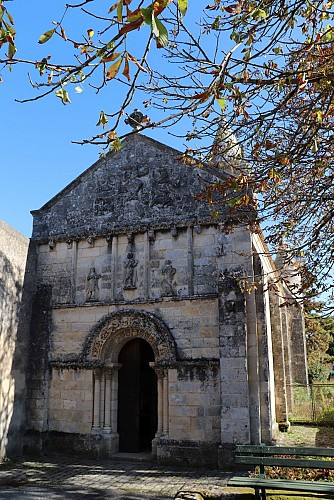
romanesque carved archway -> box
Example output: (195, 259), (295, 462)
(83, 309), (176, 363)
(82, 309), (176, 450)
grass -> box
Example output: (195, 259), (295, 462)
(274, 424), (334, 448)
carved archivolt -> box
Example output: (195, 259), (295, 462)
(83, 309), (176, 363)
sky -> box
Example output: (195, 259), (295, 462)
(1, 1), (200, 237)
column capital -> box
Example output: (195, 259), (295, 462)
(104, 362), (122, 371)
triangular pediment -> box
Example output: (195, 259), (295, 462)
(31, 134), (222, 239)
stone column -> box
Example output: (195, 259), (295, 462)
(245, 286), (261, 444)
(255, 272), (275, 443)
(103, 369), (112, 433)
(269, 287), (289, 426)
(219, 269), (252, 445)
(71, 240), (78, 303)
(110, 364), (121, 435)
(153, 367), (166, 437)
(112, 235), (118, 300)
(187, 226), (194, 296)
(290, 303), (308, 385)
(157, 375), (163, 436)
(144, 231), (150, 299)
(92, 369), (101, 432)
(163, 372), (169, 435)
(281, 305), (294, 412)
(99, 370), (105, 429)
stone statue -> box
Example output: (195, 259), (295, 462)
(123, 251), (138, 289)
(86, 267), (101, 301)
(161, 260), (177, 296)
(124, 109), (148, 129)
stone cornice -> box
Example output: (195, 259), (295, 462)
(32, 211), (256, 245)
(51, 293), (219, 310)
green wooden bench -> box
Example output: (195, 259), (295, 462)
(227, 444), (334, 499)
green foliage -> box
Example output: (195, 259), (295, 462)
(308, 362), (329, 383)
(305, 301), (334, 367)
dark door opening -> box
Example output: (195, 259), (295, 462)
(118, 338), (157, 452)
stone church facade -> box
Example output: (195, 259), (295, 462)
(2, 134), (308, 467)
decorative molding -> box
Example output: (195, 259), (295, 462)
(82, 309), (177, 363)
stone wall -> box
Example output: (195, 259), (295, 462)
(0, 221), (29, 461)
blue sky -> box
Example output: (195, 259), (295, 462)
(1, 1), (198, 237)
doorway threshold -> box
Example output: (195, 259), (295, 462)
(111, 451), (153, 462)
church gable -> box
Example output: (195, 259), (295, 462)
(32, 134), (216, 240)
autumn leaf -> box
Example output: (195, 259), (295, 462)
(126, 8), (142, 22)
(117, 1), (123, 22)
(178, 0), (188, 16)
(153, 17), (168, 48)
(216, 97), (226, 111)
(106, 56), (123, 79)
(108, 1), (120, 14)
(110, 137), (122, 152)
(251, 8), (267, 20)
(7, 42), (16, 60)
(55, 87), (71, 104)
(122, 56), (130, 81)
(102, 51), (122, 62)
(119, 17), (144, 35)
(141, 7), (153, 26)
(38, 28), (56, 44)
(192, 90), (212, 102)
(127, 53), (147, 72)
(96, 110), (108, 128)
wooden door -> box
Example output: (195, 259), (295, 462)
(118, 339), (157, 452)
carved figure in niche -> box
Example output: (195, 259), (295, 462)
(86, 267), (101, 301)
(123, 251), (138, 289)
(161, 260), (177, 296)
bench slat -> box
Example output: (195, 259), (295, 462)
(235, 445), (334, 457)
(228, 477), (334, 493)
(235, 456), (334, 469)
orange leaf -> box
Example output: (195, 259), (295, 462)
(122, 56), (130, 81)
(127, 52), (147, 72)
(108, 1), (120, 13)
(119, 17), (143, 35)
(192, 90), (211, 102)
(102, 51), (122, 62)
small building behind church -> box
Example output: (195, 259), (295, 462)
(3, 134), (308, 467)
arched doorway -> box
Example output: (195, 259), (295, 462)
(117, 338), (157, 452)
